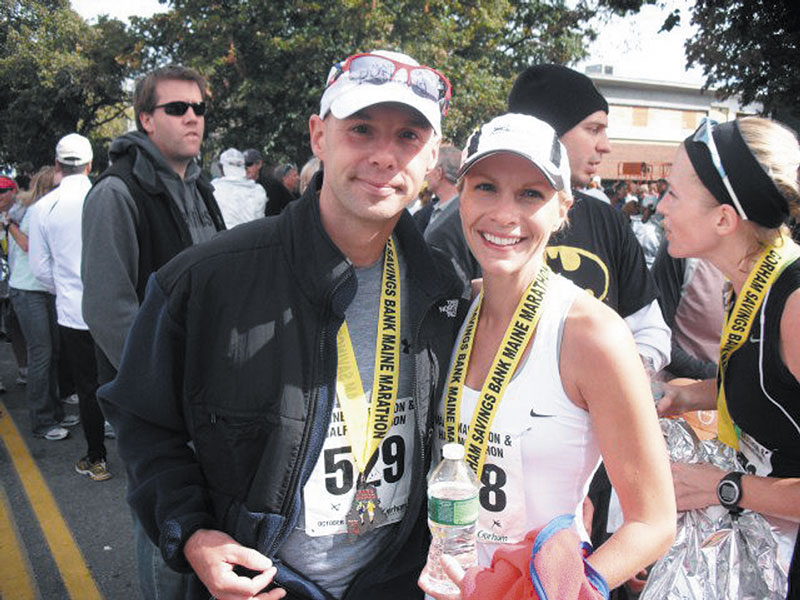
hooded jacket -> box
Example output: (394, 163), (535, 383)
(81, 132), (225, 371)
(98, 188), (467, 599)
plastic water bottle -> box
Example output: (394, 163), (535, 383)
(419, 443), (479, 596)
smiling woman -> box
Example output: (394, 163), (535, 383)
(420, 113), (676, 599)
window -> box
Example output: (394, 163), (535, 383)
(633, 106), (649, 127)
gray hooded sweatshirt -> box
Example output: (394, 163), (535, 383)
(81, 132), (219, 370)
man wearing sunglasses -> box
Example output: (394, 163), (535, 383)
(99, 50), (465, 600)
(81, 65), (225, 599)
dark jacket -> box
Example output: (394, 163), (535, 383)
(92, 151), (226, 302)
(99, 189), (466, 599)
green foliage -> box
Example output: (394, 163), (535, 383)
(2, 0), (661, 172)
(0, 0), (138, 170)
(131, 0), (621, 167)
(685, 0), (800, 128)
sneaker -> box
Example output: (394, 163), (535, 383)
(61, 393), (79, 405)
(60, 414), (80, 427)
(35, 426), (69, 441)
(75, 457), (112, 482)
(104, 421), (116, 439)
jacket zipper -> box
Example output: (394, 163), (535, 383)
(267, 273), (351, 556)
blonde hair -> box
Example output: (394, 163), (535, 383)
(18, 166), (57, 207)
(299, 156), (321, 195)
(729, 118), (800, 269)
(738, 117), (800, 221)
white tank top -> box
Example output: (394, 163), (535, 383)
(434, 274), (601, 566)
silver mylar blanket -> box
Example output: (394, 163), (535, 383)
(639, 418), (788, 600)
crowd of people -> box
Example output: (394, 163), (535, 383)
(1, 46), (799, 600)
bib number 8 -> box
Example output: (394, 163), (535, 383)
(324, 435), (406, 495)
(479, 463), (507, 512)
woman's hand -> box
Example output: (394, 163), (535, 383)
(656, 378), (715, 417)
(671, 462), (725, 511)
(418, 555), (466, 600)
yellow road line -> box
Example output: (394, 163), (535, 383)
(0, 482), (36, 600)
(0, 401), (103, 600)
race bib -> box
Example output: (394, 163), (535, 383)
(738, 431), (774, 477)
(434, 413), (528, 546)
(304, 395), (415, 536)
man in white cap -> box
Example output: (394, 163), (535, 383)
(211, 147), (267, 228)
(99, 50), (465, 599)
(29, 133), (110, 479)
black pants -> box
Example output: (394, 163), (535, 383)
(59, 326), (105, 461)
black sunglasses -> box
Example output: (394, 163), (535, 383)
(153, 101), (207, 117)
(0, 188), (14, 193)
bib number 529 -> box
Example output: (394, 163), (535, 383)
(324, 435), (405, 495)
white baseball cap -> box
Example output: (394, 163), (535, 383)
(56, 133), (93, 166)
(458, 113), (571, 195)
(319, 50), (446, 136)
(219, 148), (246, 178)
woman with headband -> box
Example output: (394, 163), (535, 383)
(656, 116), (800, 597)
(420, 113), (675, 599)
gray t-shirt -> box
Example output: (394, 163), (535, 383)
(276, 248), (416, 598)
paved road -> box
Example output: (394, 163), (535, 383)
(0, 339), (141, 599)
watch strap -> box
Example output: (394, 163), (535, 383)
(717, 471), (744, 513)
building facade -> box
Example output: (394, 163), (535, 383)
(587, 67), (760, 183)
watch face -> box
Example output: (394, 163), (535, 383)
(719, 481), (739, 504)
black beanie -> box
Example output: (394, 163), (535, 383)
(508, 64), (609, 137)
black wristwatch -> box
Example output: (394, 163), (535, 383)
(717, 471), (744, 513)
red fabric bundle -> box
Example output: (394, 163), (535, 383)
(461, 514), (609, 600)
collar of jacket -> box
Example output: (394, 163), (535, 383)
(278, 186), (461, 316)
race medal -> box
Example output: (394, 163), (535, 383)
(338, 237), (401, 539)
(346, 474), (388, 540)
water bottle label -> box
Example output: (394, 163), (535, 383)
(428, 495), (478, 526)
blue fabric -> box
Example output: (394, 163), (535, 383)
(9, 288), (62, 433)
(529, 514), (609, 600)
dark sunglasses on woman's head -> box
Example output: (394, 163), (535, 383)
(153, 101), (207, 117)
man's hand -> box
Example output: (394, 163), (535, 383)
(184, 529), (286, 600)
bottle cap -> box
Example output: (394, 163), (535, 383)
(442, 443), (465, 461)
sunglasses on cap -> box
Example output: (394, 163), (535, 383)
(153, 101), (207, 117)
(692, 117), (748, 220)
(327, 53), (452, 116)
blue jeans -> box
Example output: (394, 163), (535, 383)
(9, 288), (62, 434)
(134, 512), (189, 600)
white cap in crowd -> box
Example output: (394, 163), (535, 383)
(219, 148), (246, 179)
(56, 133), (93, 166)
(458, 113), (572, 195)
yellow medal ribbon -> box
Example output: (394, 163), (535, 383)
(445, 264), (551, 478)
(336, 237), (401, 474)
(717, 234), (800, 448)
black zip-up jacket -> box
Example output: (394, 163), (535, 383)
(99, 188), (467, 599)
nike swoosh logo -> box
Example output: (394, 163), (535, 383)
(530, 409), (555, 418)
(750, 336), (761, 344)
